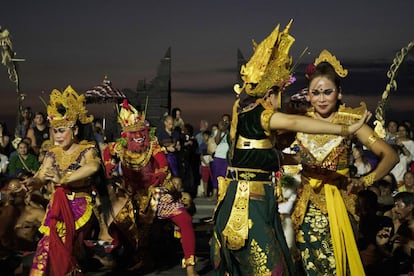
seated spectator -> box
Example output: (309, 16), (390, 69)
(0, 153), (8, 176)
(356, 189), (393, 270)
(365, 192), (414, 275)
(376, 180), (395, 214)
(403, 120), (414, 140)
(398, 171), (414, 193)
(370, 220), (414, 275)
(391, 124), (414, 186)
(352, 144), (372, 177)
(0, 121), (13, 157)
(397, 124), (414, 155)
(26, 112), (50, 156)
(384, 120), (398, 145)
(9, 137), (35, 160)
(387, 192), (414, 234)
(8, 141), (39, 177)
(383, 173), (398, 192)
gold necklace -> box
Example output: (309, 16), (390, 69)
(119, 141), (155, 170)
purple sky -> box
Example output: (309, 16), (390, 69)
(0, 1), (413, 132)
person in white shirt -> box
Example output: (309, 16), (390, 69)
(391, 124), (414, 184)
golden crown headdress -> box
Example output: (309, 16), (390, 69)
(234, 20), (295, 97)
(314, 49), (348, 78)
(117, 99), (148, 132)
(47, 85), (94, 128)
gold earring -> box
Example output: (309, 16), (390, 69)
(338, 93), (342, 100)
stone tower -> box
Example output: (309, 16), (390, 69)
(123, 47), (171, 132)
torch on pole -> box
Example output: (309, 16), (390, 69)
(0, 25), (26, 133)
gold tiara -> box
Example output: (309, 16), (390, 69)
(234, 20), (295, 97)
(47, 85), (94, 128)
(314, 49), (348, 77)
(117, 99), (148, 132)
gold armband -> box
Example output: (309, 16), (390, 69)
(341, 124), (349, 136)
(366, 134), (379, 148)
(362, 172), (376, 187)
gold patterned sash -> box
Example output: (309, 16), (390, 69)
(221, 180), (250, 250)
(215, 167), (273, 250)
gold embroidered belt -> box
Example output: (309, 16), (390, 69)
(235, 135), (273, 149)
(226, 166), (273, 182)
(302, 164), (348, 190)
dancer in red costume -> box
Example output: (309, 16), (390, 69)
(103, 99), (198, 276)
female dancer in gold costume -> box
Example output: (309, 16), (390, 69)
(29, 86), (102, 275)
(292, 50), (399, 276)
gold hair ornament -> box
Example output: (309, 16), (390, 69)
(47, 85), (93, 128)
(314, 49), (348, 78)
(233, 20), (295, 97)
(374, 41), (414, 138)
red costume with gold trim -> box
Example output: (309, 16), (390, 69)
(102, 99), (196, 269)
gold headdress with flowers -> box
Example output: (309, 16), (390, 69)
(234, 20), (295, 97)
(47, 85), (94, 128)
(117, 99), (148, 132)
(314, 49), (348, 78)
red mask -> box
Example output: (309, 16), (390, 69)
(126, 128), (150, 153)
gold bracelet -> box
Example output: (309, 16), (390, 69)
(340, 124), (349, 136)
(362, 172), (376, 187)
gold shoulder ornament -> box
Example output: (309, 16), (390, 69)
(335, 102), (367, 124)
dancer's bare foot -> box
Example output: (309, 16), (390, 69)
(186, 265), (199, 276)
(182, 256), (198, 276)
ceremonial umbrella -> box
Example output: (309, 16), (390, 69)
(85, 76), (126, 104)
(84, 76), (126, 140)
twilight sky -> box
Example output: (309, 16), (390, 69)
(0, 0), (413, 133)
